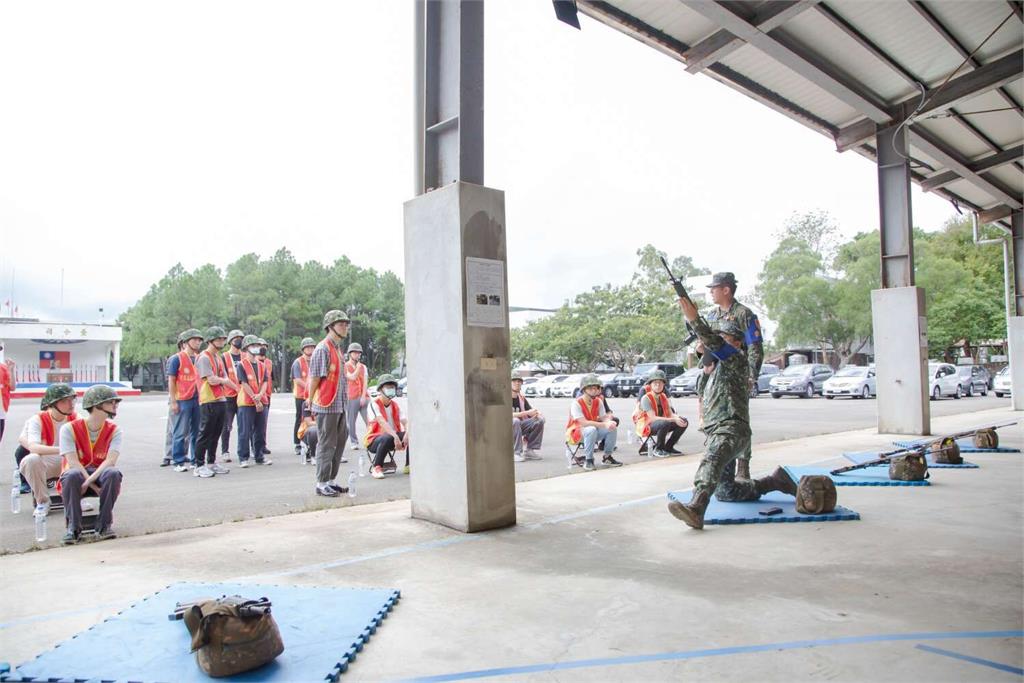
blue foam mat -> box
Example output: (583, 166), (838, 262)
(892, 438), (1019, 454)
(666, 490), (860, 524)
(787, 465), (930, 486)
(3, 582), (400, 683)
(843, 449), (978, 469)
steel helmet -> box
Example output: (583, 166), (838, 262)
(579, 374), (602, 390)
(322, 309), (351, 330)
(227, 329), (245, 344)
(257, 338), (267, 346)
(204, 325), (227, 343)
(82, 384), (122, 410)
(300, 337), (316, 350)
(376, 373), (399, 392)
(41, 383), (76, 410)
(347, 342), (363, 354)
(181, 328), (203, 343)
(242, 334), (260, 348)
(647, 369), (667, 382)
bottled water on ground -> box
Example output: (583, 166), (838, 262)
(34, 508), (47, 542)
(11, 468), (21, 514)
(347, 470), (357, 498)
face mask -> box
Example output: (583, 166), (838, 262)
(248, 346), (260, 355)
(231, 339), (243, 349)
(259, 348), (267, 357)
(383, 388), (397, 398)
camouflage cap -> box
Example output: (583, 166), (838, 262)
(579, 374), (602, 389)
(347, 342), (363, 354)
(181, 328), (203, 342)
(646, 369), (667, 382)
(204, 325), (227, 343)
(707, 272), (737, 288)
(322, 309), (350, 330)
(376, 373), (399, 392)
(242, 334), (260, 347)
(40, 383), (76, 410)
(226, 329), (245, 343)
(82, 384), (121, 410)
(300, 337), (316, 350)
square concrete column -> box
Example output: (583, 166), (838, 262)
(1009, 317), (1023, 412)
(403, 181), (516, 532)
(871, 287), (930, 434)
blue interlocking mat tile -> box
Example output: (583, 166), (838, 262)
(892, 438), (1020, 454)
(2, 582), (400, 683)
(844, 449), (979, 469)
(666, 490), (860, 524)
(787, 464), (931, 486)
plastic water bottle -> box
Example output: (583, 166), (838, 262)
(34, 507), (47, 542)
(627, 428), (635, 445)
(11, 468), (21, 514)
(358, 453), (366, 477)
(347, 471), (357, 498)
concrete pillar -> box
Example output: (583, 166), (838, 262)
(1013, 211), (1023, 316)
(871, 287), (930, 434)
(112, 342), (121, 383)
(1009, 317), (1023, 411)
(404, 181), (516, 532)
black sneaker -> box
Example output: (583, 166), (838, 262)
(160, 459), (171, 467)
(666, 447), (682, 455)
(602, 454), (623, 467)
(327, 483), (348, 495)
(96, 528), (117, 541)
(638, 444), (649, 456)
(316, 483), (339, 497)
(19, 483), (31, 494)
(262, 448), (271, 455)
(61, 530), (80, 545)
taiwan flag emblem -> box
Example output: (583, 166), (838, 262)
(39, 351), (71, 369)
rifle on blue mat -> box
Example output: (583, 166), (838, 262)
(829, 421), (1017, 475)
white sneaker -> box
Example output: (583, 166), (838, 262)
(239, 460), (250, 469)
(194, 465), (215, 478)
(513, 453), (527, 462)
(34, 501), (51, 516)
(210, 463), (230, 475)
(173, 464), (189, 472)
(352, 443), (361, 451)
(524, 449), (542, 460)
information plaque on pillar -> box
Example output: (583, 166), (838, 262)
(465, 257), (506, 328)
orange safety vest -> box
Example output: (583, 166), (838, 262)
(345, 360), (366, 400)
(293, 356), (310, 400)
(565, 396), (602, 445)
(58, 418), (117, 493)
(199, 349), (227, 401)
(39, 410), (76, 446)
(261, 357), (272, 402)
(222, 351), (242, 398)
(633, 391), (671, 438)
(312, 340), (343, 408)
(173, 351), (198, 401)
(0, 364), (10, 412)
(363, 397), (401, 448)
(237, 358), (266, 407)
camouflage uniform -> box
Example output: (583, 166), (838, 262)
(707, 296), (762, 467)
(690, 316), (759, 502)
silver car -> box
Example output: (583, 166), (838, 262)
(669, 367), (702, 397)
(769, 364), (834, 398)
(994, 366), (1012, 397)
(823, 366), (875, 399)
(929, 362), (963, 400)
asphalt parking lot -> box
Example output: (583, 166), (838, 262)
(0, 391), (1012, 553)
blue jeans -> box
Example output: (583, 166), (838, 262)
(171, 398), (200, 465)
(237, 405), (268, 462)
(582, 425), (617, 461)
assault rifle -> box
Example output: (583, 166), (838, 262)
(659, 256), (700, 346)
(169, 597), (273, 621)
(829, 421), (1017, 475)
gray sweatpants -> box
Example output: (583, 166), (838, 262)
(315, 412), (348, 484)
(346, 398), (369, 445)
(60, 466), (122, 534)
(163, 405), (180, 461)
(512, 416), (545, 453)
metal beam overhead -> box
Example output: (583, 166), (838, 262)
(920, 145), (1024, 192)
(979, 204), (1015, 223)
(908, 128), (1023, 207)
(683, 0), (821, 74)
(877, 123), (915, 288)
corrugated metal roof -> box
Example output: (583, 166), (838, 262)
(576, 0), (1023, 220)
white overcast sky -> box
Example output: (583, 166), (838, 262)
(0, 0), (957, 325)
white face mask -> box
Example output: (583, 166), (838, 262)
(248, 346), (261, 355)
(383, 388), (397, 398)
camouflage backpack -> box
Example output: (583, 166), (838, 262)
(795, 475), (837, 514)
(973, 428), (998, 449)
(928, 437), (962, 465)
(889, 452), (929, 481)
(182, 596), (283, 678)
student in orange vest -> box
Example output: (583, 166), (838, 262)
(567, 374), (621, 470)
(58, 385), (124, 544)
(168, 328), (203, 472)
(256, 338), (273, 457)
(639, 370), (688, 457)
(365, 374), (409, 479)
(344, 342), (371, 450)
(0, 344), (16, 445)
(193, 326), (238, 478)
(307, 310), (351, 497)
(291, 337), (315, 456)
(235, 335), (271, 467)
(16, 383), (77, 514)
(219, 329), (245, 463)
(162, 333), (187, 467)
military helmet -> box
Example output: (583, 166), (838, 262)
(511, 373), (523, 382)
(176, 331), (187, 344)
(322, 309), (351, 330)
(579, 374), (602, 390)
(347, 342), (363, 354)
(257, 338), (267, 346)
(82, 384), (122, 410)
(242, 334), (260, 347)
(716, 320), (744, 339)
(647, 369), (667, 382)
(227, 329), (245, 343)
(376, 373), (399, 392)
(300, 337), (316, 350)
(889, 452), (928, 481)
(204, 325), (227, 343)
(181, 328), (203, 342)
(41, 383), (76, 410)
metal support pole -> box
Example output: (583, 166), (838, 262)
(1013, 211), (1023, 316)
(876, 124), (915, 287)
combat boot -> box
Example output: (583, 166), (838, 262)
(667, 489), (711, 529)
(735, 458), (751, 480)
(754, 466), (798, 496)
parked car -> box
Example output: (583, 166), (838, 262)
(670, 367), (703, 397)
(769, 363), (834, 398)
(751, 364), (780, 397)
(398, 377), (408, 397)
(823, 365), (875, 399)
(994, 366), (1013, 397)
(617, 362), (686, 397)
(928, 362), (963, 400)
(551, 374), (586, 398)
(600, 373), (628, 398)
(954, 365), (991, 396)
(524, 374), (568, 398)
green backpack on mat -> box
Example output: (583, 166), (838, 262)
(181, 596), (284, 678)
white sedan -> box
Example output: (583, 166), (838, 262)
(994, 366), (1013, 397)
(929, 362), (963, 400)
(823, 366), (875, 399)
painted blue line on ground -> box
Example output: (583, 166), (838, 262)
(915, 644), (1024, 676)
(396, 630), (1024, 682)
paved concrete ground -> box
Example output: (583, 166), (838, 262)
(0, 407), (1020, 681)
(0, 392), (1012, 553)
